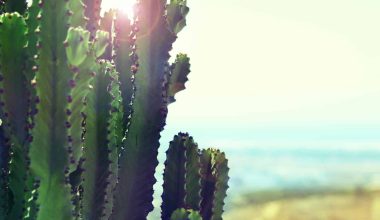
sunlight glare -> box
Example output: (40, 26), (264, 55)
(101, 0), (136, 19)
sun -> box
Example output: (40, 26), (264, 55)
(101, 0), (136, 19)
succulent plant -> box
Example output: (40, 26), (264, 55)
(162, 134), (229, 220)
(0, 0), (229, 220)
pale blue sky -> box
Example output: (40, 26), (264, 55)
(164, 0), (380, 148)
(101, 0), (380, 149)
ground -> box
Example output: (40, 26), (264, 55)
(225, 189), (380, 220)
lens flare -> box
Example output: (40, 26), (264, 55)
(101, 0), (136, 19)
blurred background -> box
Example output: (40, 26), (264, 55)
(104, 0), (380, 219)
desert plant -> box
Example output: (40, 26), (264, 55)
(162, 133), (229, 220)
(0, 0), (229, 220)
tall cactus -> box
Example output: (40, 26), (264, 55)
(0, 0), (230, 220)
(111, 1), (190, 219)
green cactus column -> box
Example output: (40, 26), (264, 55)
(114, 10), (136, 134)
(83, 0), (102, 38)
(28, 1), (76, 219)
(200, 149), (229, 220)
(161, 133), (202, 220)
(81, 60), (123, 220)
(112, 0), (189, 219)
(0, 12), (33, 219)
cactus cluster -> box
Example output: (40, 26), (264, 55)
(0, 0), (229, 220)
(163, 134), (229, 220)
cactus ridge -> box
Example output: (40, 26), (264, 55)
(114, 9), (137, 139)
(165, 53), (191, 105)
(102, 61), (124, 220)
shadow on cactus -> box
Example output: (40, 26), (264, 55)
(0, 0), (229, 219)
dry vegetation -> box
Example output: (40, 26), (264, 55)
(225, 189), (380, 220)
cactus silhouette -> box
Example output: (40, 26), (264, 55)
(0, 0), (229, 219)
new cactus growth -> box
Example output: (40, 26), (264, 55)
(170, 208), (202, 220)
(0, 0), (230, 219)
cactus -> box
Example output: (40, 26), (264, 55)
(170, 208), (202, 220)
(162, 134), (229, 220)
(199, 149), (229, 220)
(0, 0), (230, 220)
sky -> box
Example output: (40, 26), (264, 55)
(101, 0), (380, 149)
(163, 0), (380, 149)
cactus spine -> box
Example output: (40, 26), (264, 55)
(0, 0), (230, 219)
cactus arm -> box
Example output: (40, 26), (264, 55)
(0, 13), (29, 149)
(112, 0), (189, 218)
(28, 1), (75, 219)
(184, 137), (202, 210)
(82, 60), (122, 220)
(67, 0), (86, 28)
(162, 133), (201, 220)
(64, 27), (92, 174)
(211, 152), (229, 220)
(114, 11), (135, 134)
(199, 150), (215, 220)
(64, 28), (110, 218)
(166, 0), (189, 35)
(162, 134), (187, 220)
(83, 0), (102, 38)
(200, 149), (229, 220)
(4, 0), (27, 14)
(102, 63), (124, 220)
(166, 53), (190, 104)
(99, 9), (115, 60)
(170, 208), (203, 220)
(0, 12), (32, 219)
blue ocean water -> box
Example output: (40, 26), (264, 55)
(225, 146), (380, 194)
